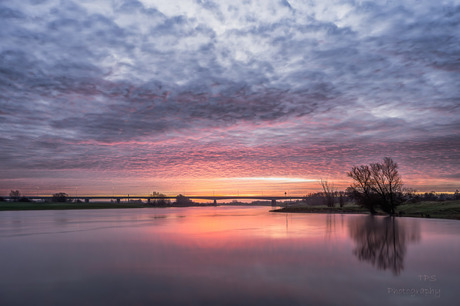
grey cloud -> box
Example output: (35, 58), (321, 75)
(0, 0), (459, 184)
(43, 81), (336, 143)
(116, 0), (147, 13)
(0, 6), (25, 19)
(443, 173), (460, 179)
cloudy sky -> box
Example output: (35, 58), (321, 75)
(1, 0), (459, 196)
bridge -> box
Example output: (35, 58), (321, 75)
(3, 195), (306, 206)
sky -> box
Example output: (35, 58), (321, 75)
(1, 0), (459, 197)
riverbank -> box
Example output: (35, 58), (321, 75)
(272, 200), (460, 220)
(396, 200), (460, 220)
(2, 200), (460, 220)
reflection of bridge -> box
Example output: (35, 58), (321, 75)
(5, 196), (305, 206)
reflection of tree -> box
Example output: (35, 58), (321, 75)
(325, 214), (336, 239)
(348, 216), (420, 275)
(325, 214), (345, 241)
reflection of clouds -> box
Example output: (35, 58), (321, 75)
(4, 208), (460, 305)
(348, 216), (420, 275)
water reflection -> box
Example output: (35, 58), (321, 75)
(2, 208), (459, 306)
(349, 216), (420, 275)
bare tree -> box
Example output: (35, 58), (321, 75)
(320, 179), (335, 207)
(347, 157), (403, 215)
(52, 192), (69, 203)
(346, 165), (378, 214)
(175, 194), (193, 206)
(338, 191), (345, 207)
(150, 191), (170, 206)
(9, 190), (21, 201)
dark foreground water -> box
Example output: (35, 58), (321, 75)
(1, 207), (459, 306)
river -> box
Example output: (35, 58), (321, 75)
(1, 206), (459, 305)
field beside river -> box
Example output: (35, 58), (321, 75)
(273, 200), (460, 220)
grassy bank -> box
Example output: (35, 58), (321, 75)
(396, 200), (460, 220)
(271, 204), (368, 214)
(272, 200), (460, 220)
(272, 203), (368, 214)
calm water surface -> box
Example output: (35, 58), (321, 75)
(1, 206), (459, 306)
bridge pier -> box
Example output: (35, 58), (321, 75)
(117, 198), (120, 203)
(271, 199), (276, 206)
(85, 198), (89, 203)
(148, 198), (151, 204)
(213, 199), (217, 205)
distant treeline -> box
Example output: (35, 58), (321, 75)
(403, 190), (460, 202)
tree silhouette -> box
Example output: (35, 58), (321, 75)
(175, 194), (193, 206)
(9, 190), (21, 201)
(52, 192), (69, 203)
(347, 157), (404, 214)
(320, 179), (335, 207)
(150, 191), (170, 206)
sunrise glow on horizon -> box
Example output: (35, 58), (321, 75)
(1, 0), (459, 196)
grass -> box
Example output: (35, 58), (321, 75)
(272, 203), (368, 214)
(396, 200), (460, 220)
(272, 200), (460, 221)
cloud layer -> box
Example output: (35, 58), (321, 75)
(1, 0), (459, 194)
